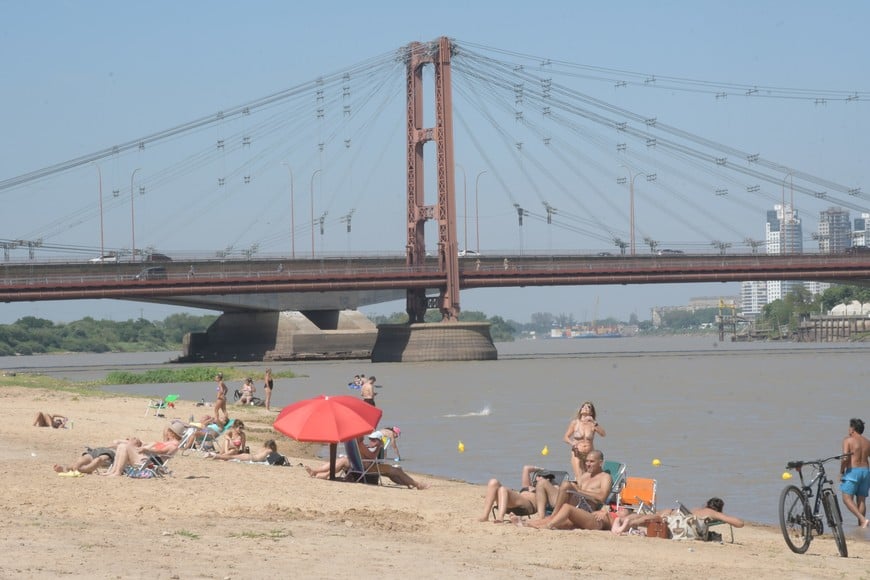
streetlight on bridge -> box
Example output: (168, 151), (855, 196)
(310, 169), (321, 258)
(474, 170), (487, 254)
(456, 163), (467, 253)
(130, 167), (142, 262)
(95, 163), (105, 258)
(281, 162), (295, 259)
(619, 165), (649, 256)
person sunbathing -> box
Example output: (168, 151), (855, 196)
(54, 447), (115, 475)
(220, 420), (246, 456)
(610, 497), (744, 536)
(34, 412), (68, 429)
(479, 466), (559, 522)
(305, 438), (429, 489)
(208, 439), (289, 465)
(103, 424), (183, 477)
(520, 450), (612, 530)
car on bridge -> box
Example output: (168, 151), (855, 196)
(88, 253), (118, 263)
(458, 249), (480, 257)
(134, 266), (167, 280)
(656, 249), (684, 256)
(144, 252), (172, 262)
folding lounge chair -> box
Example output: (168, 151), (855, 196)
(124, 452), (174, 478)
(602, 461), (627, 505)
(674, 502), (733, 543)
(344, 439), (381, 484)
(705, 519), (735, 543)
(145, 394), (180, 417)
(616, 477), (657, 514)
(181, 423), (222, 456)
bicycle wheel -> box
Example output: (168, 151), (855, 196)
(822, 489), (848, 558)
(780, 485), (812, 554)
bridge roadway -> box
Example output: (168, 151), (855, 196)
(2, 253), (869, 309)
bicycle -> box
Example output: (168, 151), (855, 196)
(779, 453), (849, 558)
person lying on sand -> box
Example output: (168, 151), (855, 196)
(34, 412), (68, 429)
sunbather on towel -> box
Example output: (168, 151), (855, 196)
(34, 412), (68, 429)
(610, 497), (744, 535)
(103, 423), (183, 477)
(208, 439), (289, 465)
(54, 447), (115, 475)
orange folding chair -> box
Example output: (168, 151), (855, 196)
(617, 477), (657, 514)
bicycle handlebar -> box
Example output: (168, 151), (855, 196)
(785, 453), (851, 470)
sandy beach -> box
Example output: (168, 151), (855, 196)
(2, 386), (868, 579)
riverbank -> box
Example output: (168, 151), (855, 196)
(2, 387), (868, 578)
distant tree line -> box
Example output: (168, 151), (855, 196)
(758, 284), (870, 337)
(0, 313), (217, 356)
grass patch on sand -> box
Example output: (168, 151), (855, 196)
(105, 367), (300, 385)
(0, 372), (108, 396)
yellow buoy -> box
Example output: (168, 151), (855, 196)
(458, 441), (465, 453)
(541, 445), (549, 456)
(782, 472), (792, 480)
(652, 458), (661, 467)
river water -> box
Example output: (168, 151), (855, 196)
(3, 336), (868, 527)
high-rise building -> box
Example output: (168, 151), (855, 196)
(853, 213), (869, 248)
(765, 203), (803, 302)
(740, 280), (767, 317)
(817, 207), (851, 254)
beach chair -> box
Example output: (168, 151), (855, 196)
(616, 477), (657, 514)
(602, 460), (627, 505)
(144, 394), (179, 417)
(124, 452), (174, 478)
(181, 423), (222, 456)
(704, 519), (735, 543)
(492, 469), (569, 520)
(344, 439), (381, 484)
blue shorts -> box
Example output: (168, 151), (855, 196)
(840, 467), (870, 497)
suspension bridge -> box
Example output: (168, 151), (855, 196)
(1, 37), (867, 361)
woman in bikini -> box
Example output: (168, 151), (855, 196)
(220, 421), (246, 456)
(563, 401), (606, 482)
(263, 368), (274, 411)
(214, 373), (228, 424)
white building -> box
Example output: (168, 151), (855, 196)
(740, 280), (767, 317)
(765, 204), (804, 302)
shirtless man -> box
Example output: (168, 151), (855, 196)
(361, 376), (376, 406)
(522, 450), (612, 530)
(841, 417), (870, 528)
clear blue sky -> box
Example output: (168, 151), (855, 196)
(1, 1), (867, 324)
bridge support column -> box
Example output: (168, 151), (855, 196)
(180, 310), (377, 362)
(371, 322), (497, 362)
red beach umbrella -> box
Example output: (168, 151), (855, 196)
(273, 395), (382, 480)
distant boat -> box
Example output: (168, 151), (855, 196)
(574, 331), (622, 339)
(548, 327), (623, 339)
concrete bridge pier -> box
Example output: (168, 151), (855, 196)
(371, 322), (498, 362)
(181, 310), (378, 362)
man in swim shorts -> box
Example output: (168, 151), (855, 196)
(841, 417), (870, 528)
